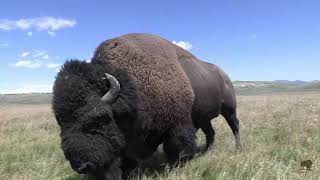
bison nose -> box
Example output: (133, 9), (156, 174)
(77, 163), (89, 173)
(75, 162), (96, 174)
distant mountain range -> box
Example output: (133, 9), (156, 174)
(273, 80), (320, 85)
(273, 80), (308, 85)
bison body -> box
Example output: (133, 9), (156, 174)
(176, 47), (241, 150)
(52, 33), (241, 180)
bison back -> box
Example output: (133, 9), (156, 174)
(92, 33), (194, 131)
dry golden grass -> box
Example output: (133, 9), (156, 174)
(0, 92), (320, 180)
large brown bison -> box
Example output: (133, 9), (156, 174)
(52, 33), (241, 180)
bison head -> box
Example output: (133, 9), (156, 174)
(52, 60), (126, 179)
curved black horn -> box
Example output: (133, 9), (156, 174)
(101, 73), (120, 104)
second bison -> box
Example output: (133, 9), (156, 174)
(52, 33), (242, 179)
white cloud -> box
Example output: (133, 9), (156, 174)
(46, 62), (60, 69)
(42, 54), (49, 59)
(35, 17), (76, 31)
(0, 83), (53, 94)
(0, 16), (76, 36)
(19, 50), (49, 60)
(27, 31), (33, 36)
(13, 50), (61, 71)
(13, 60), (61, 70)
(0, 20), (12, 30)
(33, 50), (48, 59)
(0, 43), (8, 48)
(16, 19), (32, 29)
(47, 31), (56, 37)
(14, 60), (42, 69)
(21, 51), (31, 57)
(13, 50), (62, 71)
(172, 41), (192, 50)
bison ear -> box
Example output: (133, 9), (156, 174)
(101, 73), (120, 104)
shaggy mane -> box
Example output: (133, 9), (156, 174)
(52, 60), (139, 129)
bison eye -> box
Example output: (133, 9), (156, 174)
(82, 122), (105, 135)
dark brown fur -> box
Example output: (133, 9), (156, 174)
(174, 45), (241, 151)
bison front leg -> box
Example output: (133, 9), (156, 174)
(201, 121), (215, 152)
(121, 157), (138, 179)
(163, 123), (197, 165)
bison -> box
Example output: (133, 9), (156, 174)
(52, 33), (241, 179)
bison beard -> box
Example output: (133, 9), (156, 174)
(52, 33), (241, 179)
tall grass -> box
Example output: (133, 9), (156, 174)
(0, 92), (319, 179)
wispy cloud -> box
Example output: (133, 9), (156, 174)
(47, 62), (61, 73)
(0, 83), (53, 94)
(13, 50), (60, 71)
(33, 50), (49, 59)
(42, 54), (49, 59)
(13, 60), (61, 70)
(14, 60), (42, 69)
(46, 62), (61, 69)
(21, 51), (31, 57)
(19, 50), (48, 59)
(0, 16), (76, 36)
(172, 41), (192, 50)
(47, 31), (56, 37)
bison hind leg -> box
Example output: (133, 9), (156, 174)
(162, 124), (197, 165)
(221, 105), (242, 151)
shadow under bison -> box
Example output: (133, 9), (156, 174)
(52, 33), (242, 180)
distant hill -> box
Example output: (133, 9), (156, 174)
(0, 81), (319, 104)
(234, 81), (320, 95)
(0, 93), (52, 105)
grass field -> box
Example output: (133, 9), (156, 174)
(1, 92), (320, 180)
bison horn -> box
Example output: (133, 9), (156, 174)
(101, 73), (120, 104)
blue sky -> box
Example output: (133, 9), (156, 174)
(0, 0), (319, 93)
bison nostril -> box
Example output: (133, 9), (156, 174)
(75, 162), (97, 174)
(77, 163), (88, 172)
